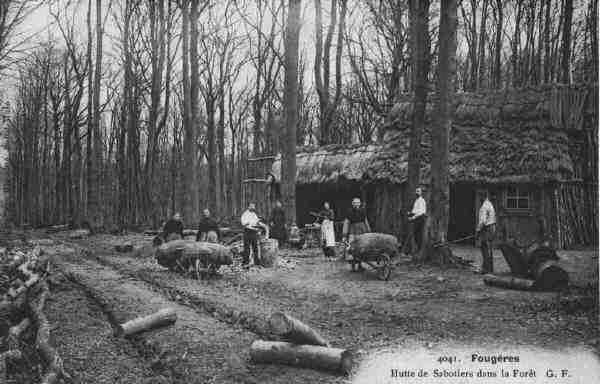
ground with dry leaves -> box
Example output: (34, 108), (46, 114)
(3, 229), (598, 384)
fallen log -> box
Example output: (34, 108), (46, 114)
(533, 260), (569, 291)
(115, 244), (134, 253)
(156, 240), (233, 271)
(30, 282), (70, 384)
(8, 317), (31, 347)
(348, 233), (400, 261)
(116, 307), (177, 337)
(45, 224), (69, 234)
(8, 273), (40, 299)
(66, 229), (91, 239)
(483, 274), (535, 290)
(250, 340), (355, 375)
(269, 312), (329, 347)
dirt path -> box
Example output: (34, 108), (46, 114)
(50, 246), (343, 384)
(22, 231), (597, 384)
(60, 233), (598, 352)
(45, 273), (153, 384)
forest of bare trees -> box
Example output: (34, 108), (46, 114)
(1, 0), (597, 230)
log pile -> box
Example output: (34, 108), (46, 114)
(0, 245), (69, 383)
(155, 240), (233, 273)
(250, 312), (356, 375)
(348, 233), (399, 261)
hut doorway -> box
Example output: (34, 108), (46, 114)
(449, 183), (476, 243)
(295, 181), (362, 227)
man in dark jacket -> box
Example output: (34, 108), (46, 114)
(163, 212), (184, 242)
(196, 208), (220, 243)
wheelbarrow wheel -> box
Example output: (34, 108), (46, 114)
(377, 254), (392, 281)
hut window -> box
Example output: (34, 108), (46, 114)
(504, 187), (530, 210)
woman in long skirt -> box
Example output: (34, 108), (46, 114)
(319, 202), (336, 258)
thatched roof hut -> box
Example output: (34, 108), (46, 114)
(269, 125), (574, 186)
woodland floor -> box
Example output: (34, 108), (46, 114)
(5, 230), (599, 384)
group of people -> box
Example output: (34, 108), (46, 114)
(406, 186), (497, 274)
(161, 187), (497, 274)
(161, 209), (221, 243)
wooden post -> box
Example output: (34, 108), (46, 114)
(269, 312), (329, 347)
(116, 308), (177, 336)
(250, 340), (355, 375)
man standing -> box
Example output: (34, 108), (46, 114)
(408, 187), (427, 251)
(342, 198), (371, 271)
(162, 212), (184, 242)
(196, 208), (220, 243)
(477, 194), (496, 274)
(269, 200), (287, 246)
(241, 203), (263, 267)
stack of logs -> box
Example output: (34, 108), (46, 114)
(0, 245), (69, 383)
(250, 312), (356, 375)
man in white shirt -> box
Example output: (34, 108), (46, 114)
(477, 194), (496, 273)
(408, 187), (427, 250)
(241, 203), (263, 267)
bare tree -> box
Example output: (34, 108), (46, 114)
(282, 0), (302, 224)
(429, 0), (457, 257)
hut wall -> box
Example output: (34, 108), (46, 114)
(554, 181), (598, 248)
(366, 182), (405, 239)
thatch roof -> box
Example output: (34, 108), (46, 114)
(270, 143), (380, 184)
(270, 126), (574, 186)
(364, 124), (574, 184)
(270, 86), (586, 185)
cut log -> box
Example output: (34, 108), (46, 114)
(156, 240), (233, 271)
(67, 229), (91, 239)
(45, 224), (69, 234)
(250, 340), (355, 374)
(483, 274), (535, 290)
(260, 239), (279, 268)
(8, 317), (31, 347)
(116, 308), (177, 337)
(269, 312), (329, 346)
(115, 244), (134, 253)
(30, 282), (70, 384)
(8, 273), (40, 299)
(533, 260), (569, 291)
(349, 233), (400, 262)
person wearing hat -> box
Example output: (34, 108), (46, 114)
(342, 197), (371, 271)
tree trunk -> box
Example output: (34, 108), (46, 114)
(560, 0), (573, 83)
(511, 2), (523, 87)
(181, 0), (195, 222)
(428, 0), (456, 260)
(493, 0), (503, 88)
(86, 0), (93, 223)
(90, 0), (103, 228)
(407, 0), (430, 260)
(476, 0), (489, 90)
(282, 0), (301, 225)
(543, 0), (551, 83)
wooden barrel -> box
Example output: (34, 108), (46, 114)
(260, 238), (279, 267)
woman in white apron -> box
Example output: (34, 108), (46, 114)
(319, 202), (336, 258)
